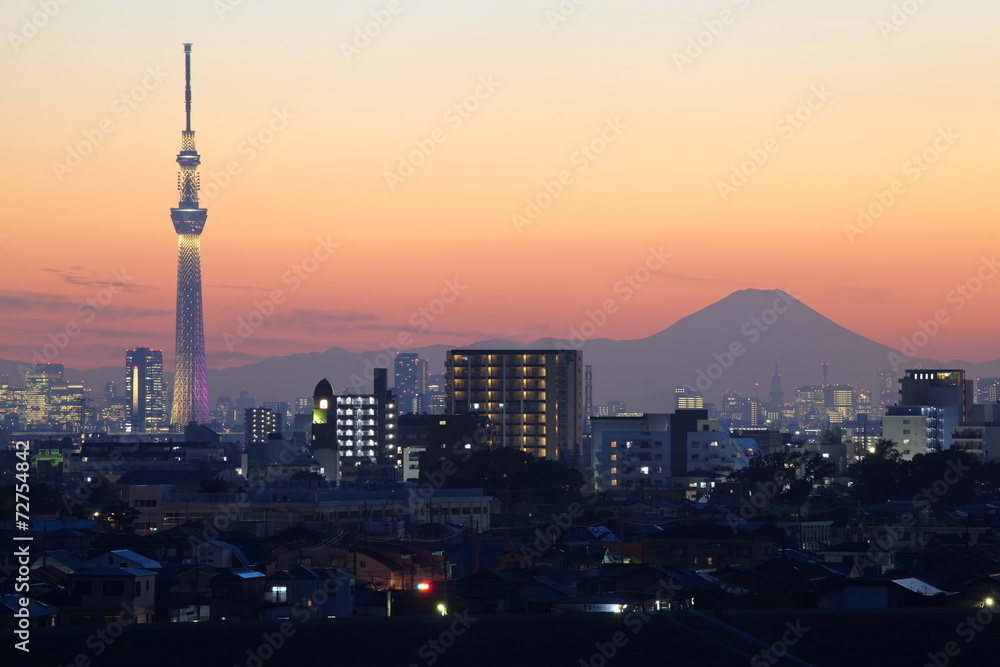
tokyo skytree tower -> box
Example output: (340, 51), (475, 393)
(169, 43), (209, 426)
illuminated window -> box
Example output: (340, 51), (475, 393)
(610, 454), (617, 461)
(264, 586), (288, 602)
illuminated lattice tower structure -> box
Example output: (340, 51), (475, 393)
(169, 43), (209, 426)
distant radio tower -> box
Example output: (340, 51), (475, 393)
(169, 43), (210, 426)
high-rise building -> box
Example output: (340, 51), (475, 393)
(125, 348), (166, 432)
(768, 359), (785, 405)
(262, 401), (292, 426)
(394, 353), (428, 414)
(675, 386), (704, 410)
(22, 364), (84, 431)
(236, 391), (255, 412)
(169, 43), (210, 427)
(898, 369), (973, 449)
(446, 349), (582, 461)
(213, 396), (235, 428)
(424, 374), (447, 415)
(745, 397), (762, 427)
(104, 381), (117, 405)
(245, 407), (283, 445)
(795, 386), (825, 427)
(311, 379), (339, 484)
(883, 406), (943, 459)
(825, 384), (856, 425)
(312, 370), (399, 485)
(976, 378), (1000, 404)
(595, 401), (628, 418)
(877, 369), (897, 407)
(719, 392), (745, 424)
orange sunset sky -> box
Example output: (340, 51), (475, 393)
(2, 0), (999, 375)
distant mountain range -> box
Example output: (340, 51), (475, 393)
(4, 289), (999, 412)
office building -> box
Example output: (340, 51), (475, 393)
(394, 353), (428, 414)
(976, 378), (1000, 404)
(424, 374), (447, 415)
(22, 364), (85, 431)
(795, 386), (825, 427)
(125, 348), (166, 432)
(825, 384), (856, 425)
(674, 386), (704, 410)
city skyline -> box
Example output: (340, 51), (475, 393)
(3, 1), (998, 375)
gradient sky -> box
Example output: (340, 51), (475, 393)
(3, 0), (998, 376)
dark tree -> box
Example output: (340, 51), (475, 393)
(441, 447), (584, 506)
(98, 505), (139, 533)
(199, 476), (228, 493)
(900, 449), (980, 506)
(849, 439), (903, 504)
(727, 449), (834, 504)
